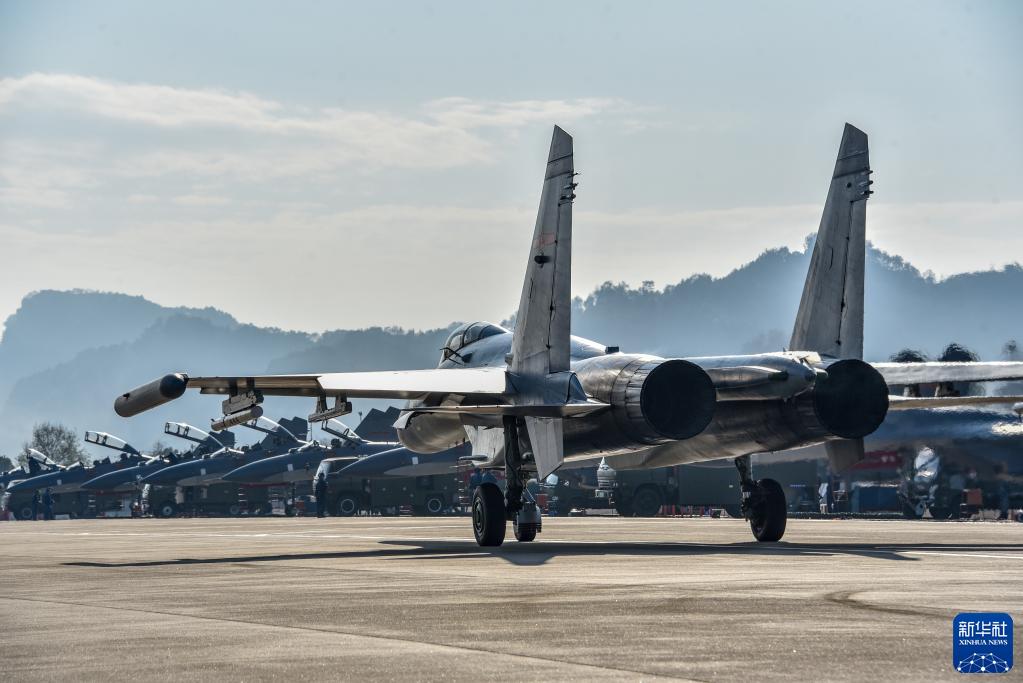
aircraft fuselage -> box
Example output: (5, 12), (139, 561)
(396, 329), (889, 472)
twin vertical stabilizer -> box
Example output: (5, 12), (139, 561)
(510, 126), (575, 378)
(790, 123), (872, 360)
(507, 127), (576, 478)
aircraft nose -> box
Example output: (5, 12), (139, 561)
(142, 462), (195, 485)
(222, 459), (273, 483)
(338, 448), (413, 478)
(7, 472), (56, 493)
(81, 470), (131, 490)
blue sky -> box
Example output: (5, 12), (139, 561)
(1, 1), (1021, 331)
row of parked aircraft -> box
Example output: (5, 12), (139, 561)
(107, 123), (1023, 546)
(1, 414), (457, 509)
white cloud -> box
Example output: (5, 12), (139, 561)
(424, 96), (632, 128)
(0, 73), (629, 173)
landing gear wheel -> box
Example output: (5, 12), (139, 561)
(336, 494), (359, 517)
(747, 478), (786, 542)
(156, 501), (178, 519)
(630, 485), (664, 517)
(424, 495), (445, 516)
(472, 482), (506, 547)
(514, 521), (538, 542)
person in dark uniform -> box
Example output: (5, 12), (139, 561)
(314, 473), (328, 518)
(42, 488), (54, 520)
(31, 490), (40, 520)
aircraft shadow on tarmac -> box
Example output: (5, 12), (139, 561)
(64, 540), (1023, 568)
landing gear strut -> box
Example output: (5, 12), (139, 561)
(735, 455), (787, 542)
(470, 417), (542, 547)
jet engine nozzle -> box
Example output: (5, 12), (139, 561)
(787, 358), (889, 439)
(114, 374), (188, 417)
(574, 356), (716, 445)
(627, 359), (717, 441)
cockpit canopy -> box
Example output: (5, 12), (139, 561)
(441, 322), (508, 361)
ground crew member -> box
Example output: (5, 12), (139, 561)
(43, 488), (54, 520)
(314, 473), (328, 518)
(31, 490), (40, 520)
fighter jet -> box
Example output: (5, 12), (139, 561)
(79, 429), (216, 492)
(7, 440), (146, 496)
(334, 442), (471, 479)
(0, 450), (62, 492)
(221, 418), (399, 485)
(142, 416), (300, 487)
(116, 125), (1023, 546)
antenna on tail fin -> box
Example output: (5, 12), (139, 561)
(790, 123), (872, 360)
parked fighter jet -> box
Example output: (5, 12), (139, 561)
(334, 442), (471, 479)
(79, 429), (224, 492)
(7, 443), (146, 496)
(142, 416), (300, 487)
(221, 418), (398, 485)
(0, 450), (61, 492)
(116, 125), (1023, 546)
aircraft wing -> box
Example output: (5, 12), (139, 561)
(115, 368), (511, 417)
(189, 368), (510, 399)
(872, 361), (1023, 386)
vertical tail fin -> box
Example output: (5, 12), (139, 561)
(509, 126), (575, 377)
(789, 123), (872, 360)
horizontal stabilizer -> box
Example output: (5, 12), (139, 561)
(888, 395), (1023, 411)
(873, 361), (1023, 386)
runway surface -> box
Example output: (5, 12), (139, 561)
(1, 516), (1021, 681)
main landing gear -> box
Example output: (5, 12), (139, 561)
(471, 417), (542, 547)
(734, 455), (787, 542)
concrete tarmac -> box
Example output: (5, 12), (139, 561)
(1, 516), (1021, 681)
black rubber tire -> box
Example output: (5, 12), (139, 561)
(472, 482), (506, 547)
(928, 505), (955, 520)
(156, 501), (178, 519)
(514, 522), (537, 542)
(749, 478), (787, 542)
(18, 506), (35, 521)
(630, 485), (664, 518)
(423, 495), (445, 516)
(336, 494), (359, 517)
(227, 504), (242, 517)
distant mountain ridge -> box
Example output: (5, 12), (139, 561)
(0, 243), (1019, 457)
